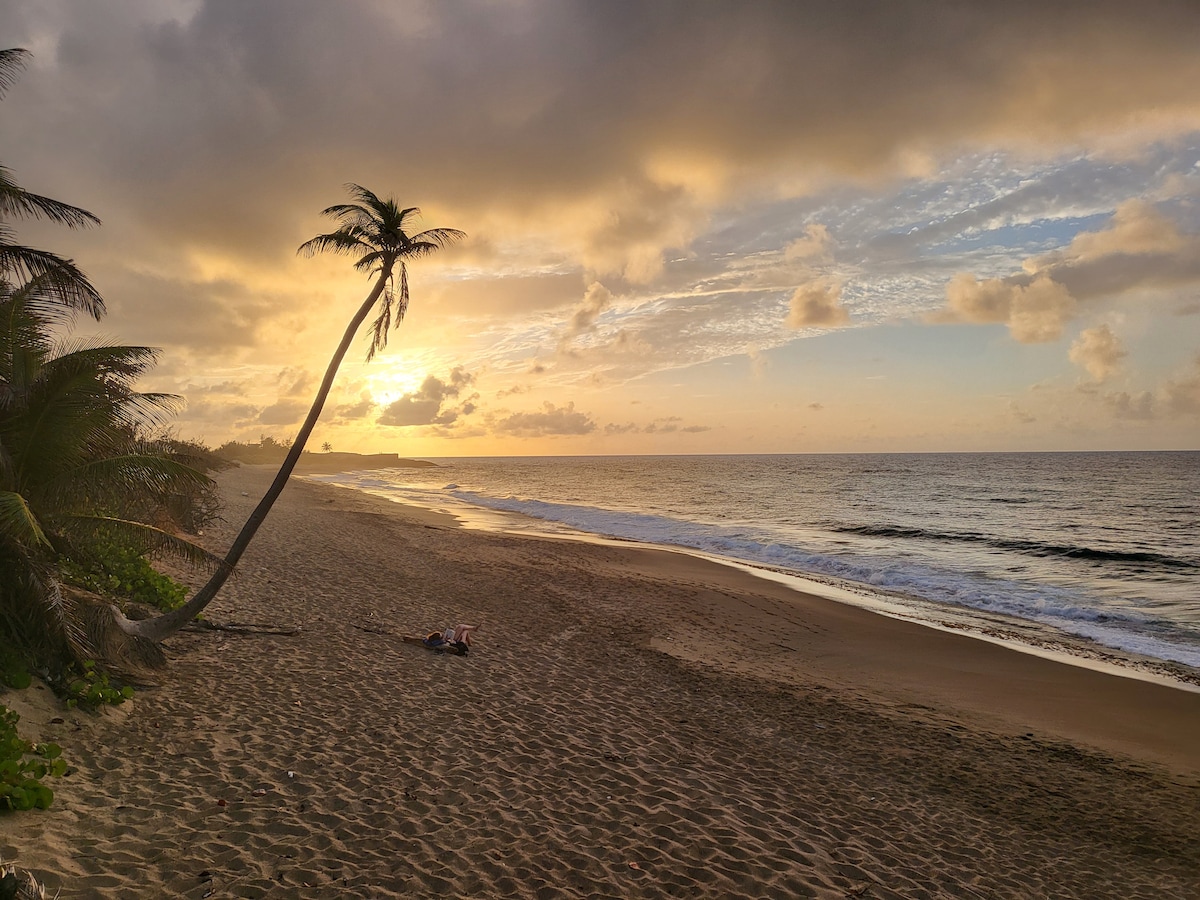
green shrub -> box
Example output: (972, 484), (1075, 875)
(62, 661), (134, 710)
(61, 539), (188, 612)
(0, 704), (67, 812)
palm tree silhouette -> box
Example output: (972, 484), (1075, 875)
(128, 185), (464, 642)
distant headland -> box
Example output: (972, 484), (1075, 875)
(215, 439), (435, 474)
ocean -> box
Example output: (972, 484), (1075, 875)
(305, 452), (1200, 680)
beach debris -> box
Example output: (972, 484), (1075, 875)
(627, 861), (641, 870)
(353, 621), (394, 636)
(195, 621), (301, 636)
(216, 798), (227, 807)
(0, 855), (53, 900)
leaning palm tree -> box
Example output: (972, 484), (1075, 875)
(123, 185), (464, 643)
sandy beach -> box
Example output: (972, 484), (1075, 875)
(3, 464), (1199, 898)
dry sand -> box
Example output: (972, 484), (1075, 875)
(3, 464), (1199, 898)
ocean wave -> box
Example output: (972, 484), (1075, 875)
(826, 523), (1198, 571)
(444, 490), (1197, 652)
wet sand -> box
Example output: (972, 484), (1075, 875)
(3, 464), (1198, 898)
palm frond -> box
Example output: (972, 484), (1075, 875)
(365, 264), (410, 361)
(0, 244), (105, 318)
(50, 452), (212, 501)
(0, 489), (50, 550)
(43, 341), (161, 380)
(342, 183), (385, 211)
(296, 230), (371, 259)
(0, 48), (29, 98)
(64, 514), (227, 572)
(352, 249), (387, 275)
(0, 166), (101, 227)
(367, 284), (393, 361)
(0, 557), (82, 668)
(410, 227), (468, 250)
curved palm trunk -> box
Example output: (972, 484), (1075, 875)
(127, 269), (392, 642)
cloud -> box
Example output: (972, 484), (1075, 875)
(944, 272), (1077, 343)
(1163, 356), (1200, 415)
(1069, 325), (1126, 381)
(558, 281), (613, 350)
(332, 399), (375, 421)
(747, 346), (769, 379)
(1104, 390), (1156, 420)
(427, 273), (582, 317)
(939, 201), (1200, 342)
(277, 367), (314, 396)
(785, 224), (833, 262)
(257, 399), (308, 426)
(493, 401), (595, 437)
(786, 279), (849, 328)
(12, 1), (1200, 293)
(603, 416), (708, 435)
(7, 3), (1200, 452)
(1098, 356), (1200, 420)
(377, 367), (476, 427)
(1008, 401), (1036, 425)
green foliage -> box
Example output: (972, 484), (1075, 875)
(0, 47), (224, 674)
(215, 435), (294, 465)
(60, 538), (188, 612)
(62, 660), (134, 710)
(0, 704), (67, 812)
(0, 646), (32, 690)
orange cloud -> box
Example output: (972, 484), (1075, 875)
(787, 279), (849, 328)
(945, 273), (1076, 343)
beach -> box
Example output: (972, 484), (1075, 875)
(3, 464), (1199, 898)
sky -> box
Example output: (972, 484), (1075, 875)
(4, 0), (1200, 456)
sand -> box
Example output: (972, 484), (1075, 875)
(2, 464), (1199, 899)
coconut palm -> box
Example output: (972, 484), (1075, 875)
(0, 272), (220, 668)
(124, 185), (465, 643)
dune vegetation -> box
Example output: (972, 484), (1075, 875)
(1, 48), (224, 696)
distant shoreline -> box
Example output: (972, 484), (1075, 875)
(221, 451), (437, 475)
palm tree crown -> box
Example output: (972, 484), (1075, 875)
(298, 184), (465, 359)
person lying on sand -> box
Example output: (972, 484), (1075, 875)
(401, 623), (479, 655)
